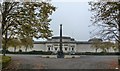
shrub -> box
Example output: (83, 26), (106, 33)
(46, 56), (50, 58)
(19, 49), (22, 53)
(72, 56), (75, 58)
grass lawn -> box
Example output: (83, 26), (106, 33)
(0, 55), (11, 69)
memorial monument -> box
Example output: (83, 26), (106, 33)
(57, 24), (64, 58)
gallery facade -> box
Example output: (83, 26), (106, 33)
(33, 36), (116, 53)
(7, 36), (117, 52)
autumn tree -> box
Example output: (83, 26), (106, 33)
(20, 37), (33, 52)
(7, 38), (21, 52)
(1, 1), (56, 56)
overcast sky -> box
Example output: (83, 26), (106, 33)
(44, 1), (95, 41)
(0, 0), (96, 41)
(0, 0), (97, 41)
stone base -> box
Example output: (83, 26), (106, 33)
(57, 51), (64, 58)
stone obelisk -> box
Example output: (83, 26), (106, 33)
(60, 24), (63, 52)
(57, 24), (64, 58)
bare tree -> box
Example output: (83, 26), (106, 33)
(89, 1), (120, 67)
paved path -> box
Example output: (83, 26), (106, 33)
(3, 55), (119, 70)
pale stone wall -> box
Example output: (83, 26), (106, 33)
(8, 44), (46, 52)
(33, 44), (46, 51)
(75, 44), (95, 52)
(8, 43), (117, 52)
(75, 44), (116, 53)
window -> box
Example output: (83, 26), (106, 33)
(65, 48), (67, 51)
(47, 45), (51, 51)
(55, 47), (57, 51)
(48, 47), (50, 51)
(72, 48), (74, 51)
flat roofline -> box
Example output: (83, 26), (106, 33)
(34, 41), (92, 44)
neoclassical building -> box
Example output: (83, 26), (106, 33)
(7, 36), (116, 52)
(33, 36), (116, 53)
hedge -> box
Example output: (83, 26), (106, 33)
(74, 52), (120, 55)
(1, 50), (120, 55)
(5, 50), (54, 55)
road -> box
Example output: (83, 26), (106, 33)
(2, 55), (119, 70)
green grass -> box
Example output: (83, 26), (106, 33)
(0, 56), (11, 69)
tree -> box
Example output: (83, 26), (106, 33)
(89, 0), (120, 67)
(91, 38), (114, 52)
(1, 1), (56, 56)
(7, 38), (21, 52)
(89, 1), (120, 45)
(100, 41), (114, 52)
(20, 37), (33, 52)
(90, 38), (102, 52)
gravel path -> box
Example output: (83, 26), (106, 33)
(2, 55), (119, 70)
(38, 55), (119, 69)
(3, 55), (44, 70)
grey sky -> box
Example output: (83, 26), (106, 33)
(34, 1), (98, 41)
(48, 2), (94, 41)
